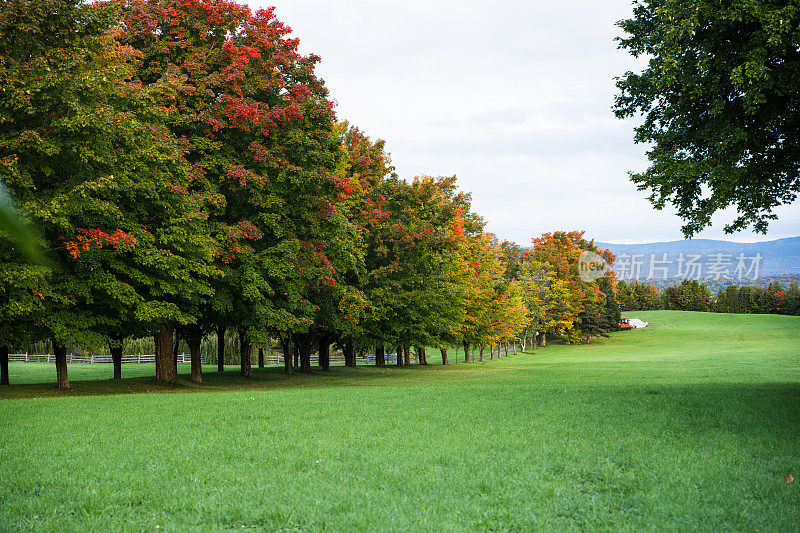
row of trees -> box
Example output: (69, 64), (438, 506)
(711, 282), (800, 315)
(516, 233), (620, 346)
(0, 0), (624, 389)
(617, 281), (662, 311)
(618, 279), (800, 316)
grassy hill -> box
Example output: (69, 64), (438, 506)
(1, 311), (798, 530)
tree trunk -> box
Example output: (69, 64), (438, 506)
(440, 347), (448, 365)
(343, 337), (356, 368)
(403, 342), (411, 365)
(0, 345), (9, 385)
(292, 340), (299, 368)
(532, 333), (538, 350)
(375, 344), (385, 367)
(341, 340), (349, 367)
(395, 344), (403, 366)
(541, 332), (547, 346)
(463, 342), (471, 362)
(297, 334), (312, 374)
(281, 337), (293, 374)
(155, 322), (177, 383)
(318, 334), (331, 371)
(53, 341), (69, 390)
(173, 323), (180, 376)
(188, 329), (202, 384)
(239, 329), (252, 378)
(350, 339), (358, 367)
(109, 334), (123, 380)
(258, 347), (264, 369)
(479, 344), (485, 362)
(504, 342), (509, 356)
(417, 346), (427, 365)
(217, 326), (226, 372)
(490, 343), (494, 359)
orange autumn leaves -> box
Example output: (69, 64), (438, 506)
(64, 229), (137, 259)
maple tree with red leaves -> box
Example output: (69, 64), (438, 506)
(356, 175), (478, 364)
(115, 0), (343, 379)
(528, 231), (618, 343)
(0, 0), (216, 387)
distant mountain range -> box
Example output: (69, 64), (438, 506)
(595, 237), (800, 278)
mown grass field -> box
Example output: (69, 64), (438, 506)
(1, 311), (798, 531)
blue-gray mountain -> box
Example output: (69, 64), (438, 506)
(595, 237), (800, 278)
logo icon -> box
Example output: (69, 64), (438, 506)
(578, 250), (608, 282)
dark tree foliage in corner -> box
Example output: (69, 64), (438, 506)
(614, 0), (800, 236)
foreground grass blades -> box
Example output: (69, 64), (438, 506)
(1, 311), (798, 531)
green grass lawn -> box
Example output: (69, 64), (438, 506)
(1, 311), (798, 531)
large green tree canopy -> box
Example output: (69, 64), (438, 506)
(614, 0), (800, 236)
(115, 0), (343, 371)
(0, 0), (218, 387)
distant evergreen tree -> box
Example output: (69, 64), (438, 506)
(574, 297), (609, 344)
(597, 277), (621, 331)
(617, 280), (632, 310)
(784, 281), (800, 316)
(764, 281), (784, 314)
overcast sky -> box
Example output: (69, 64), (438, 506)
(251, 0), (800, 245)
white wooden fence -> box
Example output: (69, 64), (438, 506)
(7, 352), (422, 365)
(8, 344), (518, 366)
(245, 352), (420, 366)
(8, 353), (205, 364)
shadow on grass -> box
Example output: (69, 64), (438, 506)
(0, 362), (487, 400)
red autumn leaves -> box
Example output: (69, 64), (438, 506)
(64, 229), (137, 259)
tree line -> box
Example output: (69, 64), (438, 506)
(618, 279), (800, 316)
(0, 0), (626, 389)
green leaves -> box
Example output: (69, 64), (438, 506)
(615, 0), (800, 236)
(0, 0), (219, 349)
